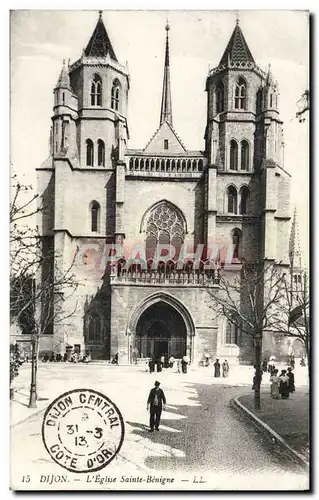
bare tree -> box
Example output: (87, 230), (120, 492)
(10, 173), (81, 406)
(10, 173), (41, 327)
(275, 270), (309, 377)
(208, 260), (287, 410)
(10, 173), (80, 332)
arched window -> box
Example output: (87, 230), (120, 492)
(216, 81), (225, 113)
(91, 74), (102, 107)
(232, 228), (242, 259)
(88, 313), (102, 342)
(229, 140), (238, 170)
(111, 80), (121, 111)
(91, 201), (100, 232)
(239, 186), (249, 214)
(234, 77), (246, 110)
(227, 186), (237, 214)
(97, 139), (105, 167)
(270, 94), (273, 108)
(240, 140), (249, 171)
(86, 139), (94, 166)
(225, 322), (238, 344)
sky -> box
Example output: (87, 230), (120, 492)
(10, 9), (309, 265)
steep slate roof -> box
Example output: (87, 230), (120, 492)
(84, 12), (118, 61)
(219, 23), (255, 66)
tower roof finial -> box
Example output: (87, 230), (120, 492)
(236, 11), (240, 25)
(218, 17), (255, 66)
(160, 22), (173, 126)
(84, 10), (118, 60)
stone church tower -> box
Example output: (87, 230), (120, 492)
(37, 13), (292, 363)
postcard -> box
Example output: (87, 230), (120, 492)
(10, 9), (309, 491)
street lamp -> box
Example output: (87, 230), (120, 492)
(28, 330), (38, 408)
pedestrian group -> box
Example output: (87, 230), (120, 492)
(261, 356), (296, 399)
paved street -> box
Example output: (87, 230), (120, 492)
(10, 363), (309, 490)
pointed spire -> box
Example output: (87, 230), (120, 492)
(84, 10), (118, 61)
(219, 21), (255, 66)
(55, 59), (71, 90)
(289, 207), (302, 269)
(160, 22), (173, 126)
(266, 63), (274, 86)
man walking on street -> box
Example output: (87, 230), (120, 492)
(147, 381), (166, 432)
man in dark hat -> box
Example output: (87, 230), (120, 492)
(147, 381), (166, 432)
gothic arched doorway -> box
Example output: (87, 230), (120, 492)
(135, 302), (187, 360)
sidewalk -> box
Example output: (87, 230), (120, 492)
(236, 390), (309, 464)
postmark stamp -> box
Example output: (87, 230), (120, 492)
(42, 389), (125, 473)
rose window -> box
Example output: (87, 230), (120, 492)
(145, 204), (185, 241)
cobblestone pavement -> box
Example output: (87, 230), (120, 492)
(10, 363), (309, 491)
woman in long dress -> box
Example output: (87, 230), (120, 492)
(287, 367), (295, 393)
(270, 369), (280, 399)
(279, 370), (290, 399)
(214, 359), (221, 378)
(222, 360), (229, 378)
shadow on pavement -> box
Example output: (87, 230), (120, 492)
(126, 382), (306, 475)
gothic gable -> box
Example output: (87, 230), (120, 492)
(144, 121), (186, 154)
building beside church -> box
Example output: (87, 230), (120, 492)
(37, 12), (295, 363)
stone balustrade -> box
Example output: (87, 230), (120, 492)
(126, 156), (205, 174)
(111, 267), (221, 287)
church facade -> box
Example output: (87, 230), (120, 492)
(37, 13), (292, 364)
